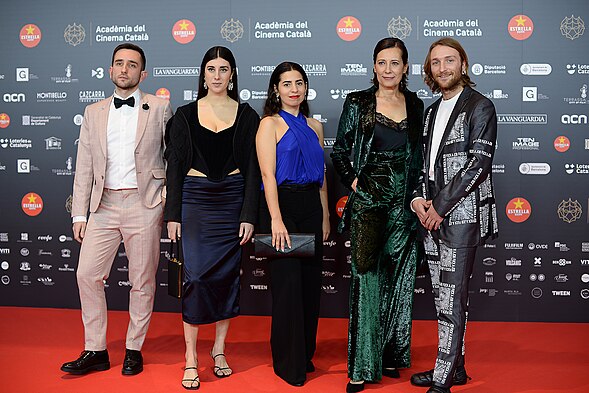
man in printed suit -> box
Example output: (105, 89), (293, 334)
(61, 43), (173, 376)
(409, 38), (498, 393)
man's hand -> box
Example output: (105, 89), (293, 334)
(73, 222), (87, 243)
(412, 198), (431, 226)
(424, 203), (444, 231)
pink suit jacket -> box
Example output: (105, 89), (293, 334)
(72, 92), (173, 217)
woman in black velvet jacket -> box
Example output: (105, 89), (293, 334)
(164, 46), (260, 390)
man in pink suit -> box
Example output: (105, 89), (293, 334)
(61, 43), (173, 376)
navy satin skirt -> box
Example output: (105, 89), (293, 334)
(181, 175), (244, 324)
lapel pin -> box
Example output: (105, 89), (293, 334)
(142, 103), (149, 110)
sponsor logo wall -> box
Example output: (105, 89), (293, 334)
(0, 0), (588, 322)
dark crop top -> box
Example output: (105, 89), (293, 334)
(190, 106), (242, 181)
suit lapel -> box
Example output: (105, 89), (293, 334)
(434, 87), (471, 163)
(98, 97), (112, 157)
(404, 92), (420, 160)
(362, 88), (377, 138)
(135, 92), (149, 148)
(424, 100), (440, 174)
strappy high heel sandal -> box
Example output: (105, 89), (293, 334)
(181, 366), (200, 390)
(210, 351), (232, 378)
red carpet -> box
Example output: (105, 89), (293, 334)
(1, 307), (587, 393)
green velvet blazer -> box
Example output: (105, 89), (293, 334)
(331, 85), (424, 233)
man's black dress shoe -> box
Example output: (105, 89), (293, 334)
(346, 381), (365, 393)
(60, 350), (110, 375)
(410, 366), (469, 387)
(426, 386), (451, 393)
(122, 349), (143, 375)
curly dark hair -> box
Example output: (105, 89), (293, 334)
(262, 61), (309, 117)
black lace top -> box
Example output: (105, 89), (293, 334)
(372, 112), (408, 151)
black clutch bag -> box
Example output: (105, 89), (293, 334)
(167, 241), (183, 299)
(254, 233), (316, 259)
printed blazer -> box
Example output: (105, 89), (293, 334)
(413, 85), (499, 248)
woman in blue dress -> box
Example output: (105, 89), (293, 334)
(256, 61), (330, 387)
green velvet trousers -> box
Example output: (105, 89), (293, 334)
(348, 148), (418, 382)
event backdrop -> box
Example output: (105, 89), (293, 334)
(1, 0), (588, 322)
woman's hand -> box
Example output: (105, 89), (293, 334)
(322, 217), (331, 242)
(351, 178), (358, 192)
(271, 218), (290, 252)
(239, 222), (254, 245)
(167, 221), (181, 241)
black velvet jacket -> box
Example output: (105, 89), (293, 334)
(331, 85), (424, 232)
(164, 101), (261, 224)
(413, 86), (499, 247)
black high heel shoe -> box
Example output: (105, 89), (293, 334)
(346, 380), (365, 393)
(382, 367), (400, 378)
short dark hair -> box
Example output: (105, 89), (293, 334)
(111, 43), (146, 71)
(423, 37), (475, 93)
(197, 46), (239, 102)
(372, 37), (409, 91)
(262, 61), (310, 117)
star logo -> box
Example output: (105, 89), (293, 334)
(336, 16), (362, 41)
(515, 16), (526, 26)
(508, 14), (534, 40)
(0, 113), (9, 128)
(19, 23), (42, 48)
(554, 135), (570, 152)
(172, 19), (196, 44)
(21, 192), (43, 216)
(506, 197), (531, 223)
(156, 87), (170, 100)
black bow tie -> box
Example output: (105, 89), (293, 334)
(114, 96), (135, 109)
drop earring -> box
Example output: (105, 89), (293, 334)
(228, 80), (234, 91)
(203, 81), (208, 90)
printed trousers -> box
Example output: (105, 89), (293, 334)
(424, 231), (476, 389)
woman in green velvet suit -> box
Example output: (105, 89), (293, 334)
(331, 37), (424, 393)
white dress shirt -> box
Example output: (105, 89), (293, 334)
(104, 89), (142, 189)
(429, 92), (460, 180)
